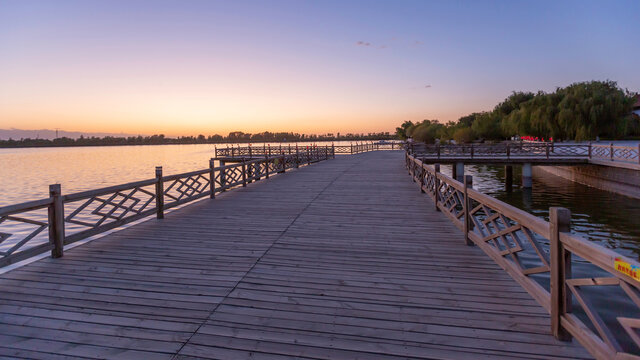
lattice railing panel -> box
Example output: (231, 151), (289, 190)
(163, 173), (210, 206)
(551, 145), (589, 156)
(64, 183), (157, 242)
(284, 155), (298, 169)
(405, 153), (640, 358)
(613, 147), (639, 162)
(0, 204), (51, 266)
(591, 146), (610, 158)
(467, 199), (551, 280)
(559, 238), (640, 356)
(437, 181), (465, 227)
(224, 166), (245, 186)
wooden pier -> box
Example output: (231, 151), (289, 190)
(0, 151), (597, 359)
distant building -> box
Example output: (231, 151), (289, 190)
(633, 95), (640, 116)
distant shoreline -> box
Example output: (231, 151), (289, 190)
(0, 138), (399, 150)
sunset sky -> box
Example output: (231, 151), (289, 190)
(1, 0), (639, 136)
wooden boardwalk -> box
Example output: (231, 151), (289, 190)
(0, 151), (591, 359)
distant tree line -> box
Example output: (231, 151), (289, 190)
(0, 131), (394, 148)
(397, 80), (640, 144)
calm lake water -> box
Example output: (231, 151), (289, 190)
(1, 140), (638, 259)
(0, 142), (346, 205)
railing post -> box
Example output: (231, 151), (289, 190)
(610, 143), (614, 161)
(434, 164), (441, 212)
(242, 159), (247, 186)
(405, 152), (409, 171)
(48, 184), (64, 258)
(546, 143), (550, 159)
(209, 158), (216, 199)
(506, 143), (511, 159)
(248, 146), (252, 158)
(220, 160), (227, 189)
(332, 143), (335, 158)
(588, 142), (592, 159)
(463, 175), (473, 246)
(505, 165), (513, 192)
(420, 157), (426, 193)
(155, 166), (164, 219)
(246, 157), (253, 184)
(437, 144), (440, 159)
(350, 143), (353, 154)
(280, 154), (286, 173)
(325, 145), (328, 160)
(522, 163), (532, 188)
(307, 148), (311, 165)
(295, 147), (300, 168)
(470, 144), (474, 159)
(264, 156), (269, 178)
(550, 207), (572, 342)
(255, 160), (261, 181)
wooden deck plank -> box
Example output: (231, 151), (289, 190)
(0, 151), (591, 359)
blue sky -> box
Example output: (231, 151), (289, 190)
(1, 0), (638, 135)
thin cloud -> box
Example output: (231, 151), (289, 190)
(424, 84), (432, 88)
(356, 41), (388, 49)
(357, 39), (420, 49)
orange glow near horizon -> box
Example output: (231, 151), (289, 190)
(3, 2), (638, 138)
(0, 71), (484, 136)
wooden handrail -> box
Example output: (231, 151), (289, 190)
(406, 152), (640, 359)
(0, 198), (53, 217)
(214, 142), (404, 157)
(0, 148), (334, 269)
(62, 178), (158, 202)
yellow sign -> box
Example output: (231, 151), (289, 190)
(615, 257), (640, 282)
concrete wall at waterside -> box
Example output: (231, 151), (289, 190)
(534, 164), (640, 199)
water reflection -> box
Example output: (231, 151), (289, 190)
(0, 142), (348, 206)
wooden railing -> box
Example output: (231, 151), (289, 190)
(405, 153), (640, 359)
(215, 144), (335, 158)
(215, 142), (403, 157)
(0, 149), (332, 269)
(344, 142), (403, 154)
(409, 142), (640, 164)
(591, 143), (640, 164)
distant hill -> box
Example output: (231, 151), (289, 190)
(0, 128), (142, 140)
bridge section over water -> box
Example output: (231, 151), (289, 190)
(409, 142), (640, 188)
(0, 151), (591, 359)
